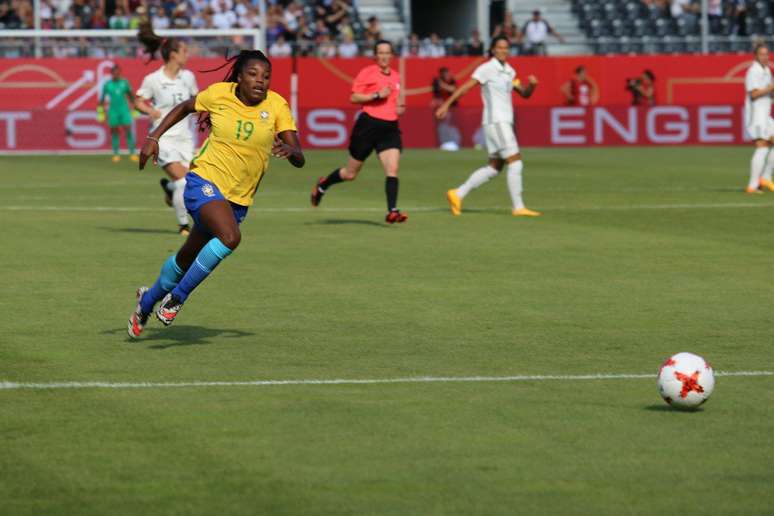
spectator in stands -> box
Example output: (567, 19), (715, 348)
(0, 1), (23, 28)
(316, 33), (337, 57)
(467, 28), (484, 55)
(338, 32), (359, 58)
(421, 33), (446, 57)
(171, 4), (191, 29)
(561, 66), (599, 106)
(269, 34), (293, 57)
(212, 0), (236, 28)
(364, 15), (382, 41)
(91, 5), (108, 28)
(627, 69), (656, 105)
(522, 9), (565, 56)
(265, 6), (287, 44)
(730, 0), (748, 36)
(431, 67), (462, 151)
(402, 32), (421, 56)
(296, 16), (316, 55)
(671, 0), (700, 31)
(109, 4), (130, 28)
(150, 6), (171, 30)
(210, 0), (233, 13)
(449, 39), (466, 56)
(40, 0), (54, 28)
(283, 1), (302, 39)
(237, 4), (260, 29)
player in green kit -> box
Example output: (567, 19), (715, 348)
(98, 65), (138, 162)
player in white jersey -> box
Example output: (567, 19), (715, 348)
(744, 43), (774, 194)
(435, 36), (540, 217)
(135, 23), (199, 235)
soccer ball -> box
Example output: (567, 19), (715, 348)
(657, 352), (715, 409)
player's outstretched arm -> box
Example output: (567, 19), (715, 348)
(272, 130), (305, 168)
(139, 97), (196, 169)
(515, 75), (538, 99)
(435, 78), (478, 119)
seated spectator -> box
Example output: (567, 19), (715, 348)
(40, 0), (54, 28)
(364, 15), (382, 40)
(402, 32), (421, 56)
(191, 5), (214, 28)
(91, 5), (108, 28)
(337, 14), (354, 40)
(467, 29), (484, 55)
(316, 33), (337, 57)
(210, 0), (233, 13)
(0, 1), (23, 28)
(449, 39), (466, 56)
(212, 0), (236, 28)
(171, 4), (191, 29)
(338, 32), (359, 58)
(109, 4), (129, 28)
(420, 33), (446, 57)
(150, 6), (171, 30)
(237, 4), (259, 29)
(296, 15), (316, 54)
(269, 34), (293, 57)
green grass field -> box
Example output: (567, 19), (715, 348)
(1, 147), (773, 515)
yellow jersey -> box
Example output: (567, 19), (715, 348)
(191, 82), (297, 206)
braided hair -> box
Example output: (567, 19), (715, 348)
(197, 50), (273, 131)
(137, 22), (180, 62)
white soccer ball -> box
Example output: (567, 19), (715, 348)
(657, 352), (715, 409)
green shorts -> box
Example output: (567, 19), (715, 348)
(108, 109), (132, 128)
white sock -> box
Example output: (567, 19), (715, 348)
(172, 178), (188, 226)
(456, 165), (498, 199)
(749, 147), (769, 189)
(764, 148), (774, 183)
(506, 160), (525, 210)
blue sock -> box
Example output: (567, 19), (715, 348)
(171, 238), (233, 303)
(140, 255), (185, 315)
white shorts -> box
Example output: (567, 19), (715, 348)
(483, 122), (520, 159)
(745, 116), (774, 141)
(157, 136), (194, 168)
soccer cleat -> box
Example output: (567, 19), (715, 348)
(156, 293), (183, 326)
(745, 186), (763, 194)
(178, 224), (191, 236)
(512, 207), (542, 217)
(446, 189), (462, 216)
(127, 286), (150, 339)
(385, 210), (408, 224)
(111, 155), (122, 163)
(760, 178), (774, 192)
(310, 177), (326, 207)
(160, 178), (173, 207)
(129, 154), (140, 163)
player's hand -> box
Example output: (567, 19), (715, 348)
(138, 138), (159, 170)
(271, 136), (292, 159)
(151, 109), (162, 120)
(397, 104), (406, 116)
(528, 75), (538, 85)
(377, 86), (392, 99)
(96, 106), (105, 122)
(435, 105), (449, 120)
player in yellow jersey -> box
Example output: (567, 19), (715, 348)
(127, 50), (305, 338)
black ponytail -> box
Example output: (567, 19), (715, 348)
(137, 22), (179, 63)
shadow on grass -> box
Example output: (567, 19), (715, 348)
(104, 326), (254, 348)
(99, 227), (178, 235)
(643, 404), (704, 413)
(305, 218), (387, 227)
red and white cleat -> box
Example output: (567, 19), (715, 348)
(127, 287), (150, 339)
(385, 210), (408, 224)
(156, 292), (183, 326)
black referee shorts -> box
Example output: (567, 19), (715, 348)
(348, 112), (402, 162)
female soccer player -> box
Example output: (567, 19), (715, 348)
(98, 65), (137, 163)
(309, 40), (408, 223)
(127, 50), (305, 338)
(744, 43), (774, 193)
(135, 23), (199, 235)
(435, 35), (540, 217)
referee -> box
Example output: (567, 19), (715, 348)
(310, 40), (408, 223)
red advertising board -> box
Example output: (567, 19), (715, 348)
(0, 54), (761, 152)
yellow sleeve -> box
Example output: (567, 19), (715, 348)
(274, 96), (297, 133)
(194, 83), (218, 112)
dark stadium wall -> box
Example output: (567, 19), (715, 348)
(411, 0), (479, 38)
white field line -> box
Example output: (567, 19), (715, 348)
(2, 202), (774, 214)
(1, 371), (772, 391)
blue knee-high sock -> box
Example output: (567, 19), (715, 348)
(140, 255), (185, 315)
(171, 238), (233, 303)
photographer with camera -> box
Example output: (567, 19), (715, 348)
(626, 70), (655, 106)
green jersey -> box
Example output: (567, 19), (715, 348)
(101, 79), (132, 114)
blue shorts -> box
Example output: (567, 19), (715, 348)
(184, 172), (248, 231)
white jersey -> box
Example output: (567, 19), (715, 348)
(136, 66), (198, 139)
(471, 57), (516, 125)
(744, 61), (772, 129)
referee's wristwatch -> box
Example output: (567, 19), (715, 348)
(372, 92), (380, 100)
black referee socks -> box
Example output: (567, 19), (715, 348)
(385, 177), (399, 212)
(320, 169), (344, 191)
